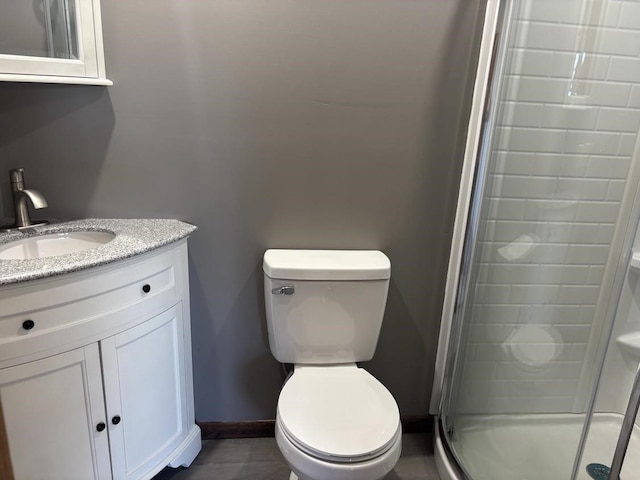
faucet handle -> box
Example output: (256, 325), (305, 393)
(9, 168), (25, 191)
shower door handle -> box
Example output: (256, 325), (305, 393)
(608, 365), (640, 479)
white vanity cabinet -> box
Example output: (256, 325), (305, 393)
(0, 343), (111, 480)
(102, 304), (190, 480)
(0, 239), (200, 480)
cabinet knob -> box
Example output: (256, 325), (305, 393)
(22, 319), (35, 330)
(142, 284), (151, 293)
(96, 422), (106, 432)
(112, 415), (121, 425)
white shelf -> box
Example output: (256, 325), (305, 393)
(0, 74), (112, 86)
(617, 332), (640, 361)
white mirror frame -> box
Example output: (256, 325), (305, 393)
(0, 0), (111, 85)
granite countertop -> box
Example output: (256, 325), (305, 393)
(0, 219), (197, 285)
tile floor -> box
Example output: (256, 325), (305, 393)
(154, 433), (440, 480)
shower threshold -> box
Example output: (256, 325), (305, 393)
(441, 413), (640, 480)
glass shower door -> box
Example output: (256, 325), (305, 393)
(576, 226), (640, 479)
(438, 0), (640, 478)
(602, 368), (640, 479)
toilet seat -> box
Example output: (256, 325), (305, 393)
(277, 364), (401, 463)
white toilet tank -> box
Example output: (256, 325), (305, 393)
(263, 249), (391, 364)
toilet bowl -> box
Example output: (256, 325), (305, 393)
(263, 249), (401, 479)
(276, 365), (401, 480)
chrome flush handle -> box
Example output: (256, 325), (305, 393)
(272, 285), (295, 295)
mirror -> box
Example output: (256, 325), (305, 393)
(1, 0), (78, 59)
(0, 0), (111, 85)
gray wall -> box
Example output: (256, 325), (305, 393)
(0, 0), (484, 421)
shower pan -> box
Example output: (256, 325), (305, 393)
(432, 0), (640, 479)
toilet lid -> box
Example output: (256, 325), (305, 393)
(277, 365), (400, 462)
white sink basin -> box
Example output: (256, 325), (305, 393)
(0, 231), (116, 260)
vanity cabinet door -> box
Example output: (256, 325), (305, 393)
(0, 344), (111, 480)
(102, 303), (189, 480)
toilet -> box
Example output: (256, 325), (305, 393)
(263, 249), (402, 480)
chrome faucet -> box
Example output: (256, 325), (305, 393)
(9, 168), (48, 228)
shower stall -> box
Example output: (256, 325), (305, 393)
(432, 0), (640, 479)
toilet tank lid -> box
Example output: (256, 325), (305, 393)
(263, 249), (391, 280)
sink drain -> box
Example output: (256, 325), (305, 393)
(586, 463), (616, 480)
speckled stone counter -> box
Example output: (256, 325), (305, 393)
(0, 219), (197, 285)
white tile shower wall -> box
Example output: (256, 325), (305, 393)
(456, 0), (640, 414)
